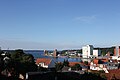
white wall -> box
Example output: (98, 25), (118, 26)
(82, 45), (93, 58)
(93, 50), (101, 57)
(39, 63), (48, 68)
(82, 46), (88, 58)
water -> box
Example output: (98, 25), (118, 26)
(24, 50), (82, 62)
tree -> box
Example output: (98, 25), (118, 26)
(10, 49), (37, 75)
(0, 51), (4, 72)
(20, 54), (37, 73)
(63, 59), (69, 67)
(11, 49), (25, 62)
(118, 63), (120, 69)
(71, 64), (82, 70)
(98, 60), (104, 64)
(84, 61), (88, 65)
(55, 62), (63, 71)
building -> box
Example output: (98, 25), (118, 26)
(93, 49), (101, 57)
(107, 60), (119, 70)
(36, 58), (55, 68)
(44, 50), (48, 55)
(82, 45), (93, 58)
(53, 49), (58, 57)
(90, 58), (108, 72)
(114, 46), (120, 56)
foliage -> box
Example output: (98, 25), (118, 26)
(61, 50), (67, 55)
(84, 61), (88, 65)
(98, 70), (105, 73)
(0, 51), (4, 72)
(76, 49), (82, 54)
(95, 47), (115, 56)
(55, 60), (69, 71)
(71, 64), (82, 70)
(55, 62), (63, 71)
(98, 60), (104, 64)
(91, 71), (106, 80)
(101, 52), (106, 56)
(81, 72), (106, 80)
(118, 63), (120, 69)
(63, 59), (69, 67)
(10, 49), (37, 74)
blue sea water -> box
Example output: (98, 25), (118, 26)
(24, 50), (82, 62)
(24, 50), (45, 58)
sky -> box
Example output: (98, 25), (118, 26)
(0, 0), (120, 50)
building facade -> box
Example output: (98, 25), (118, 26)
(53, 49), (57, 57)
(82, 45), (93, 58)
(93, 49), (101, 57)
(36, 58), (55, 68)
(114, 46), (120, 56)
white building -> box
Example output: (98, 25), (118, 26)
(90, 62), (108, 73)
(93, 50), (101, 57)
(36, 58), (55, 68)
(82, 45), (93, 58)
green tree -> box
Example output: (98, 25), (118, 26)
(11, 49), (25, 61)
(71, 64), (82, 70)
(55, 62), (63, 71)
(84, 61), (88, 65)
(118, 63), (120, 69)
(63, 59), (69, 67)
(0, 51), (4, 72)
(10, 49), (37, 75)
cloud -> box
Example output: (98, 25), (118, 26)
(74, 15), (96, 23)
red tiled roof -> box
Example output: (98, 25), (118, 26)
(36, 58), (51, 65)
(101, 59), (108, 62)
(69, 62), (90, 67)
(111, 60), (118, 63)
(93, 59), (98, 64)
(108, 69), (120, 73)
(93, 58), (108, 64)
(69, 62), (81, 66)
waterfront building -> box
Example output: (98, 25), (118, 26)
(36, 58), (55, 68)
(90, 58), (108, 72)
(93, 49), (101, 57)
(82, 45), (93, 58)
(114, 46), (120, 56)
(44, 50), (48, 55)
(53, 49), (58, 57)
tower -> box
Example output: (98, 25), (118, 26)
(114, 46), (120, 56)
(44, 50), (48, 55)
(53, 49), (57, 57)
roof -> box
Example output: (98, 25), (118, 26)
(69, 62), (90, 67)
(36, 58), (52, 65)
(93, 58), (108, 64)
(108, 69), (120, 73)
(62, 66), (69, 71)
(69, 62), (81, 66)
(105, 69), (120, 80)
(93, 59), (98, 64)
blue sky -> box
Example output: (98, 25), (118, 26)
(0, 0), (120, 50)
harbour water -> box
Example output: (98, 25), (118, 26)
(24, 50), (83, 62)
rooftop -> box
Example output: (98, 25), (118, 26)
(36, 58), (52, 65)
